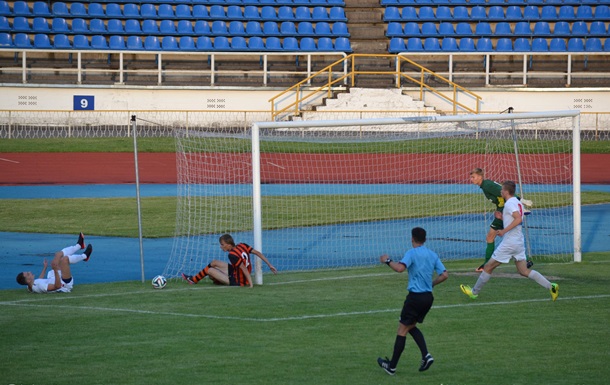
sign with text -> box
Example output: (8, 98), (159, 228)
(74, 95), (95, 110)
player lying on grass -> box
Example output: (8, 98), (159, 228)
(181, 233), (277, 288)
(460, 181), (559, 301)
(470, 168), (533, 272)
(377, 227), (448, 376)
(16, 232), (93, 294)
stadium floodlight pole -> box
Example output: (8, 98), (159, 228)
(251, 123), (264, 285)
(131, 115), (145, 283)
(573, 114), (582, 262)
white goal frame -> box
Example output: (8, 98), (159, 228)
(250, 110), (581, 284)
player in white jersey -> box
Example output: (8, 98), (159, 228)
(16, 233), (93, 294)
(460, 181), (559, 301)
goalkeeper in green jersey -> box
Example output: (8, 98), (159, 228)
(469, 168), (533, 272)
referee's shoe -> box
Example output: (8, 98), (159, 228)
(377, 357), (396, 376)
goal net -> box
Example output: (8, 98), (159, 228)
(164, 111), (581, 283)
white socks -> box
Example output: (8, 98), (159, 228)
(62, 244), (87, 264)
(528, 270), (552, 290)
(473, 271), (491, 295)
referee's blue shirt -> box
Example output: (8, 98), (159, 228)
(400, 246), (446, 293)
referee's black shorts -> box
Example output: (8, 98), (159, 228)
(399, 291), (434, 326)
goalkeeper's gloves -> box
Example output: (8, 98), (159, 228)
(521, 198), (533, 207)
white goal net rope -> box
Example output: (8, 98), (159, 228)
(164, 111), (580, 282)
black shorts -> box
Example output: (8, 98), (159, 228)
(227, 265), (239, 286)
(399, 291), (434, 326)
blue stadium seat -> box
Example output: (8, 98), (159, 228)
(441, 37), (458, 51)
(162, 36), (178, 50)
(144, 35), (160, 50)
(214, 36), (230, 50)
(160, 20), (177, 35)
(282, 36), (299, 50)
(334, 36), (351, 52)
(329, 7), (346, 21)
(605, 38), (610, 52)
(506, 6), (522, 20)
(226, 5), (242, 20)
(596, 6), (610, 21)
(567, 37), (584, 52)
(244, 6), (260, 20)
(107, 19), (124, 34)
(0, 16), (8, 32)
(88, 3), (105, 18)
(13, 17), (31, 32)
(90, 19), (107, 34)
(328, 0), (345, 5)
(265, 36), (282, 50)
(106, 4), (123, 18)
(496, 37), (513, 52)
(52, 2), (70, 17)
(178, 20), (194, 35)
(533, 21), (551, 36)
(585, 37), (602, 51)
(73, 35), (90, 49)
(418, 6), (435, 21)
(176, 4), (192, 19)
(474, 22), (492, 37)
(70, 3), (87, 18)
(470, 6), (486, 21)
(531, 37), (548, 51)
(553, 21), (570, 36)
(159, 4), (175, 19)
(494, 22), (512, 36)
(300, 36), (316, 50)
(455, 22), (472, 36)
(246, 21), (262, 35)
(228, 21), (245, 35)
(540, 6), (558, 21)
(476, 37), (493, 51)
(0, 1), (9, 16)
(212, 21), (228, 35)
(558, 5), (575, 20)
(231, 36), (247, 50)
(14, 1), (32, 16)
(279, 6), (295, 20)
(459, 37), (475, 51)
(523, 5), (539, 21)
(318, 36), (334, 50)
(436, 6), (452, 21)
(34, 33), (51, 48)
(53, 34), (71, 49)
(424, 37), (440, 51)
(33, 1), (51, 17)
(196, 36), (212, 50)
(141, 4), (157, 19)
(123, 4), (140, 18)
(576, 5), (594, 20)
(315, 21), (331, 36)
(91, 35), (108, 49)
(14, 33), (32, 48)
(109, 35), (126, 50)
(514, 21), (532, 36)
(571, 21), (589, 36)
(384, 7), (400, 22)
(452, 6), (469, 21)
(195, 21), (211, 35)
(421, 22), (438, 36)
(389, 37), (406, 52)
(263, 21), (279, 35)
(193, 5), (209, 19)
(404, 22), (420, 36)
(248, 36), (264, 50)
(281, 21), (297, 35)
(401, 7), (417, 21)
(438, 22), (454, 36)
(52, 18), (69, 33)
(549, 38), (566, 52)
(125, 19), (142, 34)
(590, 21), (606, 36)
(298, 21), (314, 36)
(488, 6), (504, 21)
(71, 19), (88, 34)
(514, 37), (530, 51)
(261, 6), (278, 21)
(295, 6), (311, 21)
(407, 37), (423, 51)
(385, 22), (403, 37)
(179, 36), (195, 51)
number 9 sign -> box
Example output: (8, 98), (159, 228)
(73, 95), (94, 110)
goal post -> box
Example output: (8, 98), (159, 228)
(166, 110), (581, 284)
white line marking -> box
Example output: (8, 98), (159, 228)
(266, 161), (286, 169)
(1, 294), (608, 322)
(0, 157), (20, 164)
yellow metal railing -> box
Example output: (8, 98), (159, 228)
(269, 53), (483, 121)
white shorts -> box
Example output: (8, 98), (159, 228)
(491, 240), (526, 264)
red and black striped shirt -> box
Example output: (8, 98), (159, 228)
(228, 243), (253, 286)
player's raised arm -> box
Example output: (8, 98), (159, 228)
(252, 249), (278, 274)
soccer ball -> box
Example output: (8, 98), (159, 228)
(152, 275), (167, 289)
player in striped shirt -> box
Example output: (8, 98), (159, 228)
(182, 234), (277, 287)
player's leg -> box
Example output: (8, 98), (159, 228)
(185, 259), (229, 284)
(477, 219), (501, 272)
(52, 251), (73, 282)
(206, 267), (230, 285)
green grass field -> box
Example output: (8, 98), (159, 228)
(1, 254), (609, 385)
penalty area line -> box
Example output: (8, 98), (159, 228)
(0, 157), (20, 164)
(1, 294), (608, 323)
